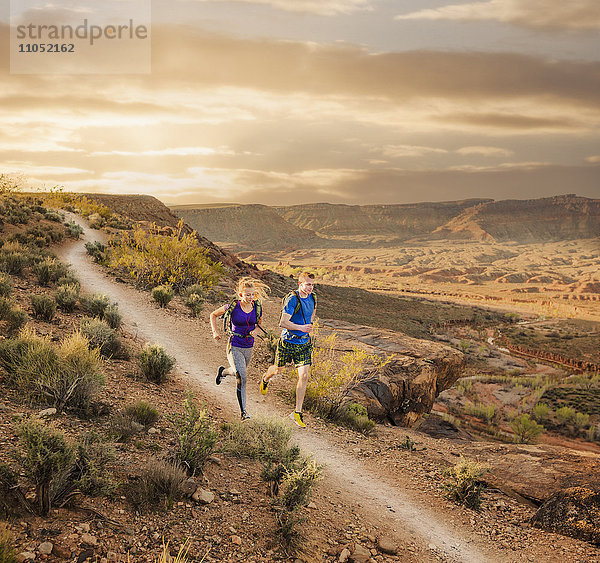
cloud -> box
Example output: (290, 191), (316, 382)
(395, 0), (600, 31)
(90, 146), (234, 157)
(180, 0), (373, 16)
(379, 145), (448, 158)
(437, 113), (583, 130)
(456, 146), (514, 157)
(0, 162), (90, 177)
(586, 155), (600, 163)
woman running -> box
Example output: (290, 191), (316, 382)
(209, 277), (269, 420)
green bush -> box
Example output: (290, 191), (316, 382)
(73, 433), (116, 497)
(80, 293), (110, 318)
(168, 393), (217, 475)
(44, 210), (63, 222)
(109, 411), (144, 442)
(57, 273), (80, 290)
(108, 221), (223, 291)
(84, 241), (106, 264)
(65, 221), (84, 239)
(18, 418), (74, 516)
(398, 435), (416, 451)
(181, 284), (206, 299)
(510, 414), (545, 444)
(33, 257), (67, 286)
(444, 457), (489, 510)
(80, 317), (121, 358)
(124, 401), (160, 428)
(0, 522), (18, 563)
(0, 297), (28, 335)
(152, 285), (174, 308)
(221, 417), (293, 461)
(0, 272), (12, 297)
(466, 402), (496, 424)
(183, 293), (204, 317)
(532, 402), (550, 421)
(138, 343), (175, 383)
(574, 412), (590, 429)
(129, 459), (186, 509)
(30, 294), (57, 321)
(55, 283), (79, 312)
(556, 406), (576, 424)
(337, 402), (375, 435)
(103, 304), (122, 329)
(0, 242), (31, 275)
(0, 464), (20, 519)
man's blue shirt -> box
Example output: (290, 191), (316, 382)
(281, 293), (315, 344)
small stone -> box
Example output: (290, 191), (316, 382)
(181, 478), (197, 495)
(52, 544), (71, 559)
(38, 408), (57, 418)
(307, 502), (317, 509)
(231, 535), (242, 545)
(377, 537), (397, 555)
(192, 488), (215, 505)
(81, 533), (98, 547)
(17, 553), (35, 562)
(147, 427), (160, 435)
(229, 489), (242, 496)
(77, 549), (94, 563)
(351, 543), (371, 563)
(38, 542), (53, 555)
(77, 523), (91, 533)
(208, 455), (222, 465)
(106, 552), (119, 562)
(339, 548), (351, 563)
(428, 543), (437, 551)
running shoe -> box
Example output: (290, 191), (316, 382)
(241, 411), (251, 421)
(290, 411), (306, 428)
(216, 366), (226, 385)
(259, 376), (269, 395)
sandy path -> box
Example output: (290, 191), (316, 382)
(56, 217), (501, 563)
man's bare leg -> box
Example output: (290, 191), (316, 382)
(262, 364), (282, 383)
(294, 364), (310, 413)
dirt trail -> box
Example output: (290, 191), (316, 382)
(57, 217), (504, 563)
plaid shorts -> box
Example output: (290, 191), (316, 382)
(275, 339), (313, 368)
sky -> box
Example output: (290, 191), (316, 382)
(1, 0), (599, 206)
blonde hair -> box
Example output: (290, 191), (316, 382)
(298, 271), (315, 283)
(235, 277), (270, 302)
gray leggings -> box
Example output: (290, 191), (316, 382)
(223, 345), (253, 413)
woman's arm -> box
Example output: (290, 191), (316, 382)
(209, 305), (228, 340)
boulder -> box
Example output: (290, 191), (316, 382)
(320, 320), (464, 426)
(531, 486), (600, 545)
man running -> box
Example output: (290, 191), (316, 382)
(260, 271), (316, 428)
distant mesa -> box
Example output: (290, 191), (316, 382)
(170, 194), (600, 251)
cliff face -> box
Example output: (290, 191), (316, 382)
(432, 195), (600, 242)
(275, 199), (489, 237)
(172, 204), (323, 251)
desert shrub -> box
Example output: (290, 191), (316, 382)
(129, 459), (186, 509)
(108, 220), (224, 291)
(303, 326), (384, 431)
(65, 221), (84, 239)
(510, 414), (545, 444)
(0, 464), (20, 519)
(181, 284), (206, 299)
(336, 402), (375, 435)
(80, 293), (110, 318)
(466, 402), (496, 424)
(0, 272), (12, 296)
(103, 304), (122, 329)
(183, 292), (204, 317)
(80, 317), (121, 358)
(0, 242), (32, 275)
(57, 272), (80, 290)
(109, 411), (145, 442)
(44, 210), (63, 222)
(0, 297), (28, 335)
(168, 393), (217, 475)
(274, 458), (321, 550)
(55, 283), (79, 312)
(444, 457), (489, 510)
(456, 379), (473, 395)
(569, 373), (600, 390)
(30, 294), (57, 321)
(587, 425), (600, 442)
(124, 401), (160, 428)
(220, 417), (293, 461)
(106, 215), (133, 230)
(88, 213), (105, 229)
(73, 432), (116, 497)
(556, 406), (576, 424)
(574, 412), (590, 429)
(156, 539), (190, 563)
(138, 343), (175, 383)
(10, 224), (64, 247)
(398, 435), (416, 451)
(532, 402), (550, 422)
(18, 418), (75, 516)
(84, 241), (106, 264)
(152, 285), (174, 308)
(33, 257), (67, 286)
(0, 522), (18, 563)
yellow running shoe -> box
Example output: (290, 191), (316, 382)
(260, 376), (269, 395)
(290, 411), (306, 428)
